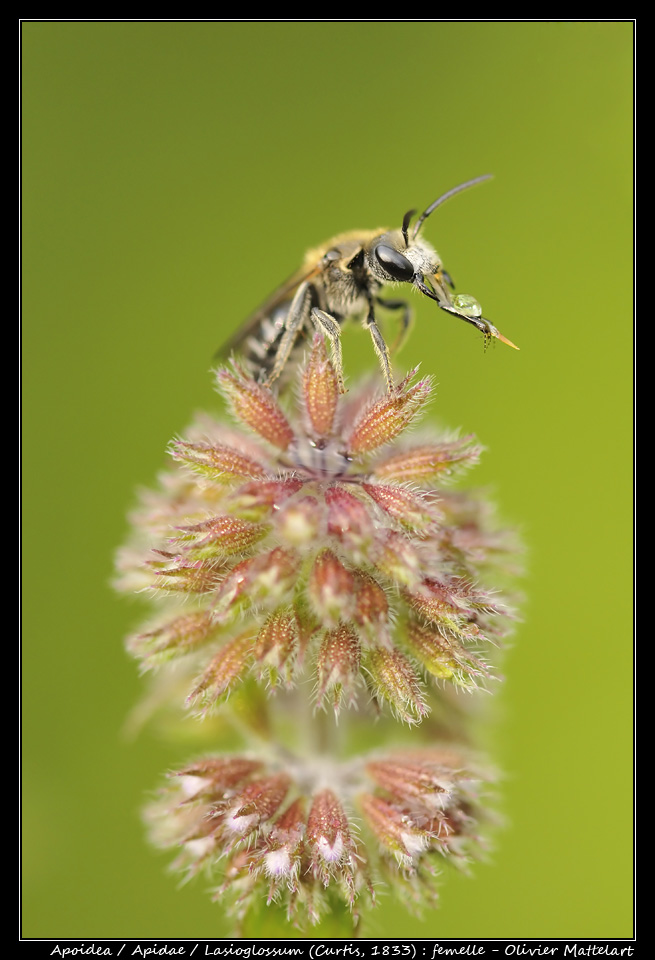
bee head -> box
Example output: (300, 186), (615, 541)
(366, 176), (518, 349)
(368, 216), (441, 288)
(369, 175), (493, 294)
(368, 228), (443, 298)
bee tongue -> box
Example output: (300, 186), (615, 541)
(492, 329), (520, 350)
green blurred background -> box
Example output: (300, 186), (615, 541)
(22, 22), (633, 940)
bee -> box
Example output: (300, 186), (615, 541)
(219, 174), (518, 393)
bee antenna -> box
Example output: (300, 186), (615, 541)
(412, 174), (493, 240)
(401, 209), (416, 248)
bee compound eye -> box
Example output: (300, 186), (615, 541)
(374, 244), (415, 282)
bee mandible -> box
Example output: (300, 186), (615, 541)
(218, 174), (518, 393)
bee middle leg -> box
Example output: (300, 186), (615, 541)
(377, 297), (414, 355)
(311, 308), (347, 394)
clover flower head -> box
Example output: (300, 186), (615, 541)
(117, 335), (513, 724)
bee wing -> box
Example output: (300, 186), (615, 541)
(215, 262), (322, 360)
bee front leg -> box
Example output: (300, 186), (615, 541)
(311, 308), (347, 394)
(377, 297), (414, 355)
(365, 307), (395, 393)
(264, 281), (313, 388)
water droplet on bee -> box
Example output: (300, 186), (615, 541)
(452, 293), (482, 317)
(451, 294), (482, 318)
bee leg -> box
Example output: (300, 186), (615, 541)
(365, 309), (395, 393)
(311, 308), (347, 394)
(377, 297), (414, 355)
(264, 281), (313, 387)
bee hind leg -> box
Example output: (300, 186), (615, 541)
(365, 308), (395, 393)
(264, 281), (313, 388)
(311, 308), (347, 394)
